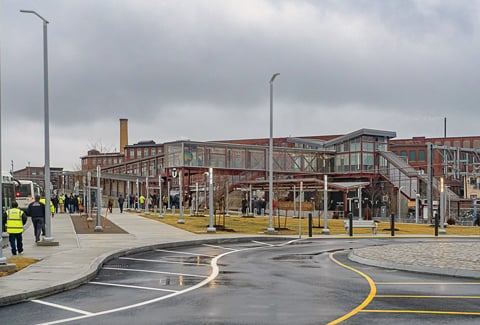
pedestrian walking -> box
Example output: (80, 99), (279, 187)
(3, 201), (27, 255)
(108, 198), (113, 213)
(118, 194), (125, 213)
(27, 195), (46, 242)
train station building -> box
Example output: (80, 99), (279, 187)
(64, 119), (480, 223)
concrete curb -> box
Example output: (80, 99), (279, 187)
(348, 251), (480, 279)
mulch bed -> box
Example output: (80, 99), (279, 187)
(70, 214), (128, 234)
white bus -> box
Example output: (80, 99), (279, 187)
(2, 171), (16, 211)
(15, 180), (43, 212)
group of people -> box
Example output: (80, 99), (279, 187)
(2, 195), (53, 256)
(51, 193), (82, 214)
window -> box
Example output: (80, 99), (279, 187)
(129, 149), (134, 158)
(418, 150), (425, 162)
(350, 139), (360, 151)
(363, 142), (374, 152)
(409, 150), (416, 162)
(137, 148), (142, 158)
(400, 150), (407, 158)
(144, 148), (149, 156)
(363, 153), (374, 171)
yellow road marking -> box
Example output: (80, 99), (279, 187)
(362, 309), (480, 316)
(327, 252), (376, 325)
(377, 282), (480, 285)
(376, 295), (480, 299)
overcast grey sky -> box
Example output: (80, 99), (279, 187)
(2, 0), (480, 171)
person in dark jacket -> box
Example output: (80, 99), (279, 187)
(27, 195), (45, 242)
(118, 195), (125, 213)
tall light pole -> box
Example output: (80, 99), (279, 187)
(267, 73), (280, 233)
(21, 10), (56, 243)
(397, 186), (403, 222)
(0, 26), (6, 265)
(207, 168), (216, 233)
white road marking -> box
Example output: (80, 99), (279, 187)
(103, 267), (208, 278)
(40, 248), (245, 324)
(276, 239), (302, 246)
(251, 240), (275, 247)
(202, 243), (237, 251)
(154, 249), (215, 257)
(38, 240), (296, 324)
(119, 256), (210, 266)
(89, 281), (179, 293)
(32, 299), (93, 315)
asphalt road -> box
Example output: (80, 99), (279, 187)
(1, 238), (480, 324)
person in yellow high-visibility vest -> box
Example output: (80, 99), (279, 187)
(3, 201), (27, 255)
(59, 194), (65, 213)
(39, 198), (55, 237)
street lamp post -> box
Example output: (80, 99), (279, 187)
(440, 177), (446, 234)
(397, 186), (403, 222)
(0, 53), (5, 265)
(158, 176), (163, 218)
(322, 174), (330, 234)
(94, 165), (103, 232)
(20, 10), (56, 244)
(267, 73), (280, 234)
(207, 168), (216, 233)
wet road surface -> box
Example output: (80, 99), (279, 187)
(1, 238), (480, 324)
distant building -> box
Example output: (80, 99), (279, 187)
(12, 166), (63, 191)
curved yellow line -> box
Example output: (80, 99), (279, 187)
(327, 252), (377, 325)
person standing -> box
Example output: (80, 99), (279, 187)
(3, 201), (27, 255)
(27, 195), (45, 242)
(118, 194), (125, 213)
(39, 197), (55, 236)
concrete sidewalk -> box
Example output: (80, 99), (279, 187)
(1, 210), (480, 306)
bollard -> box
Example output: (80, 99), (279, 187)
(434, 212), (439, 237)
(349, 212), (353, 237)
(308, 213), (313, 237)
(391, 213), (395, 236)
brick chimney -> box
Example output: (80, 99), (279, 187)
(119, 118), (128, 154)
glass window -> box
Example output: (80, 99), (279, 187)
(418, 150), (425, 162)
(363, 142), (374, 152)
(129, 149), (134, 158)
(335, 154), (349, 172)
(409, 150), (416, 162)
(144, 148), (149, 156)
(363, 153), (374, 171)
(400, 150), (407, 158)
(350, 152), (360, 172)
(377, 143), (387, 151)
(350, 139), (360, 151)
(137, 148), (142, 158)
